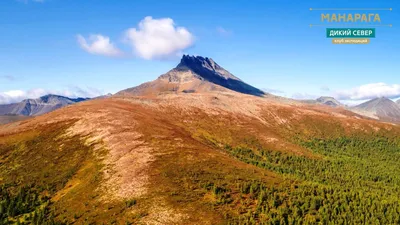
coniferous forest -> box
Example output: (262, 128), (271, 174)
(214, 136), (400, 224)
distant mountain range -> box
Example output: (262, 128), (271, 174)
(352, 97), (400, 123)
(0, 94), (89, 117)
(300, 96), (400, 123)
(117, 55), (265, 97)
(300, 96), (342, 107)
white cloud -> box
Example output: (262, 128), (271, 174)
(77, 34), (123, 57)
(0, 87), (105, 104)
(292, 92), (319, 100)
(340, 99), (370, 107)
(216, 26), (232, 36)
(334, 83), (400, 100)
(124, 16), (195, 60)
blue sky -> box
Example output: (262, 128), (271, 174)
(0, 0), (399, 104)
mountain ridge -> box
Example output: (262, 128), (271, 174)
(299, 96), (342, 107)
(0, 94), (89, 116)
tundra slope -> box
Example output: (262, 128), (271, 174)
(1, 56), (400, 224)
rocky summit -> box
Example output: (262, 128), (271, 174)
(117, 55), (265, 97)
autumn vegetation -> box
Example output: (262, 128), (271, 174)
(1, 96), (400, 224)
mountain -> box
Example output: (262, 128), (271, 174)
(353, 97), (400, 122)
(397, 99), (400, 105)
(3, 57), (400, 224)
(299, 96), (342, 107)
(117, 55), (265, 97)
(0, 94), (89, 116)
(316, 96), (342, 107)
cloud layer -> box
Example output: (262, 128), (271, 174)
(77, 34), (123, 57)
(77, 17), (194, 59)
(291, 92), (319, 100)
(0, 87), (104, 104)
(334, 83), (400, 100)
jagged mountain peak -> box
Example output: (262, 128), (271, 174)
(179, 55), (217, 69)
(175, 55), (241, 81)
(118, 55), (265, 97)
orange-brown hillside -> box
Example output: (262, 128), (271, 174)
(2, 56), (400, 224)
(1, 90), (400, 224)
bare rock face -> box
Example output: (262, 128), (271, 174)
(353, 97), (400, 122)
(117, 55), (265, 97)
(316, 96), (342, 107)
(176, 55), (241, 81)
(0, 94), (89, 116)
